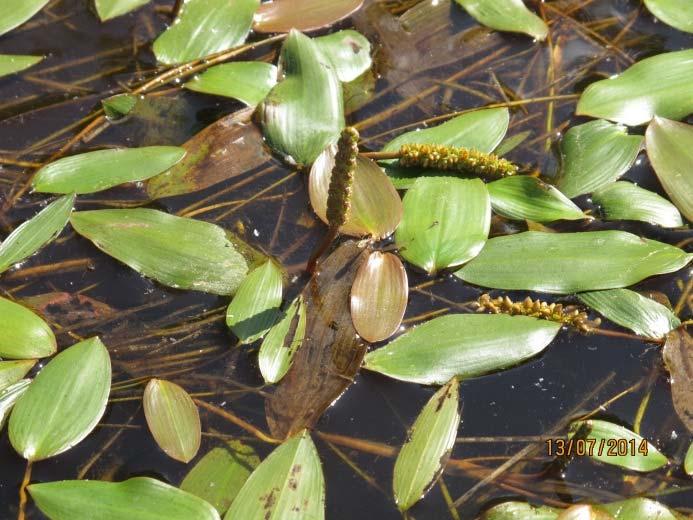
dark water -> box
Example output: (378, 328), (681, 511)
(0, 0), (692, 518)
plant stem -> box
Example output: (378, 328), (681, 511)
(17, 461), (32, 520)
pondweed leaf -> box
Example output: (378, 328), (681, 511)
(258, 30), (344, 167)
(685, 441), (693, 476)
(482, 501), (560, 519)
(643, 0), (693, 33)
(143, 379), (201, 463)
(181, 441), (260, 514)
(101, 93), (138, 120)
(9, 337), (111, 461)
(351, 251), (408, 343)
(153, 0), (259, 65)
(258, 296), (306, 384)
(557, 120), (643, 198)
(0, 360), (35, 392)
(71, 209), (251, 295)
(593, 182), (683, 228)
(94, 0), (150, 21)
(185, 62), (277, 106)
(314, 30), (372, 83)
(576, 49), (693, 126)
(225, 431), (325, 520)
(662, 328), (693, 433)
(226, 260), (283, 344)
(393, 378), (460, 511)
(364, 314), (560, 385)
(395, 177), (491, 274)
(488, 176), (586, 222)
(0, 0), (49, 36)
(646, 117), (693, 222)
(0, 380), (31, 431)
(253, 0), (364, 33)
(457, 231), (692, 294)
(0, 54), (43, 78)
(454, 0), (548, 40)
(569, 420), (668, 472)
(557, 506), (614, 520)
(600, 498), (682, 519)
(0, 193), (74, 274)
(0, 297), (56, 359)
(578, 289), (680, 340)
(32, 146), (185, 194)
(29, 477), (220, 520)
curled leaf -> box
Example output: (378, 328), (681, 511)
(253, 0), (364, 33)
(258, 297), (307, 384)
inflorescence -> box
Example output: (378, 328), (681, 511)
(326, 127), (360, 230)
(398, 143), (519, 178)
(474, 294), (601, 333)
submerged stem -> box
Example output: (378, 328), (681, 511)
(17, 461), (32, 520)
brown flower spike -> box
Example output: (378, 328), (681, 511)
(398, 143), (518, 178)
(326, 127), (360, 229)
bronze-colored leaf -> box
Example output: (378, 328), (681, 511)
(21, 292), (115, 327)
(265, 241), (369, 440)
(253, 0), (364, 33)
(351, 251), (408, 342)
(663, 327), (693, 433)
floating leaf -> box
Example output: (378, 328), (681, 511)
(578, 289), (680, 340)
(557, 120), (643, 198)
(314, 30), (372, 83)
(9, 337), (111, 461)
(71, 209), (251, 295)
(253, 0), (364, 33)
(145, 108), (271, 199)
(309, 147), (402, 238)
(569, 420), (668, 472)
(33, 147), (185, 195)
(592, 182), (683, 228)
(646, 117), (693, 222)
(576, 50), (693, 126)
(185, 62), (277, 106)
(29, 477), (220, 520)
(382, 108), (510, 188)
(558, 506), (614, 520)
(0, 297), (56, 359)
(0, 380), (31, 430)
(454, 0), (548, 40)
(483, 502), (560, 519)
(685, 442), (693, 476)
(364, 314), (560, 385)
(350, 251), (408, 343)
(102, 93), (138, 120)
(395, 177), (491, 274)
(0, 193), (74, 274)
(0, 0), (49, 36)
(225, 431), (324, 520)
(0, 54), (43, 78)
(393, 378), (460, 511)
(94, 0), (150, 21)
(181, 441), (260, 514)
(153, 0), (259, 65)
(457, 231), (692, 294)
(258, 297), (306, 384)
(0, 360), (35, 392)
(662, 328), (693, 433)
(600, 498), (681, 520)
(643, 0), (693, 34)
(258, 30), (344, 167)
(226, 260), (283, 344)
(488, 176), (586, 222)
(143, 379), (201, 463)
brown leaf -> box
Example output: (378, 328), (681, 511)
(663, 327), (693, 433)
(265, 241), (369, 440)
(20, 292), (115, 326)
(253, 0), (364, 34)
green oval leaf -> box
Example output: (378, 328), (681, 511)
(224, 431), (325, 520)
(33, 146), (185, 195)
(685, 441), (693, 476)
(0, 0), (49, 36)
(454, 0), (548, 40)
(576, 50), (693, 126)
(71, 209), (250, 295)
(646, 117), (693, 222)
(94, 0), (150, 21)
(0, 297), (56, 359)
(393, 378), (460, 511)
(0, 193), (74, 274)
(457, 231), (692, 294)
(181, 441), (260, 515)
(558, 506), (614, 520)
(29, 477), (220, 520)
(185, 62), (277, 106)
(557, 120), (643, 198)
(395, 177), (491, 274)
(382, 108), (510, 189)
(592, 182), (683, 228)
(226, 260), (283, 344)
(600, 498), (682, 520)
(253, 0), (363, 34)
(0, 360), (35, 392)
(578, 289), (680, 340)
(9, 337), (111, 461)
(364, 314), (561, 385)
(569, 420), (668, 472)
(643, 0), (693, 33)
(314, 30), (372, 83)
(488, 176), (586, 222)
(483, 502), (560, 519)
(153, 0), (259, 65)
(0, 379), (31, 431)
(101, 93), (138, 120)
(143, 379), (201, 463)
(258, 296), (306, 384)
(0, 54), (43, 78)
(258, 30), (344, 167)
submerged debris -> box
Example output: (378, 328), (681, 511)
(398, 143), (519, 178)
